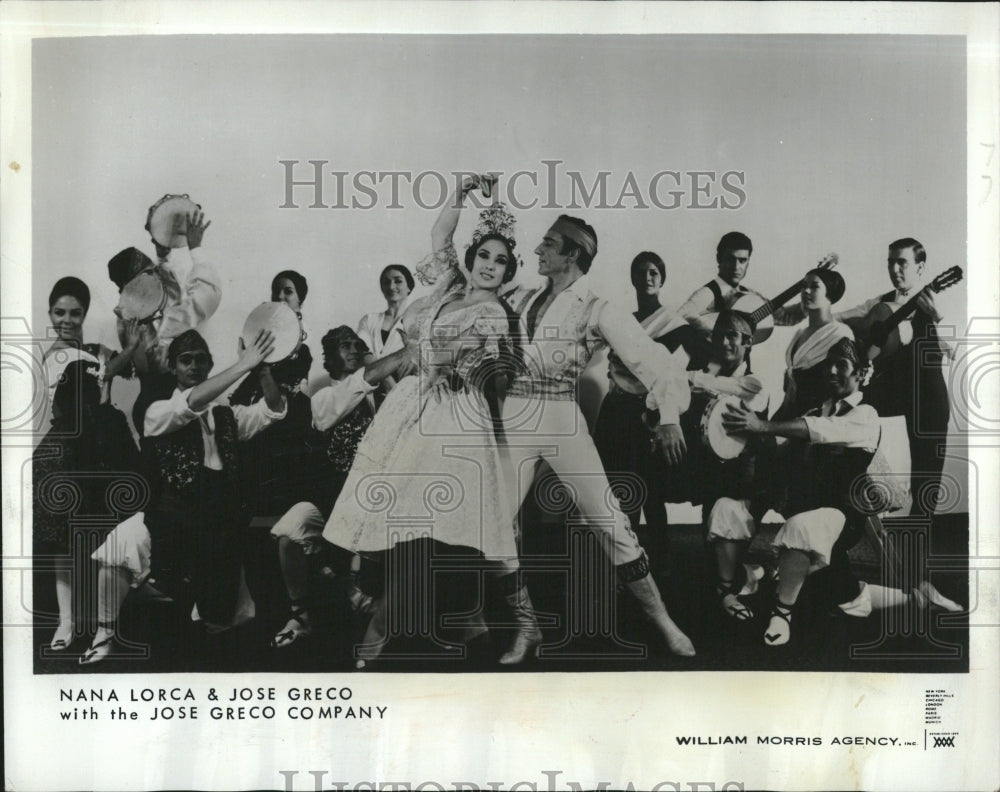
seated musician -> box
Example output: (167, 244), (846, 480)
(85, 329), (286, 664)
(721, 338), (959, 647)
(664, 310), (772, 620)
(268, 326), (408, 649)
(776, 238), (951, 516)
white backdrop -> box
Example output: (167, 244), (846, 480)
(30, 33), (968, 510)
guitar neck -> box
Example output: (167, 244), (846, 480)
(746, 281), (803, 326)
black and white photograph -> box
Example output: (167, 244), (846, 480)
(2, 3), (998, 791)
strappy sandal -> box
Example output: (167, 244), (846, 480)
(717, 578), (754, 621)
(271, 606), (312, 649)
(763, 602), (793, 646)
(720, 592), (754, 621)
(79, 634), (115, 665)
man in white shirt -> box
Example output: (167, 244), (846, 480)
(676, 231), (764, 344)
(84, 328), (285, 663)
(721, 337), (960, 647)
(500, 214), (696, 660)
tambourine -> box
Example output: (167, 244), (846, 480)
(145, 193), (201, 249)
(116, 272), (167, 322)
(698, 387), (769, 460)
(699, 395), (748, 460)
(241, 302), (305, 364)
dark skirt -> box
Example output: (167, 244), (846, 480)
(33, 404), (140, 557)
(593, 389), (669, 518)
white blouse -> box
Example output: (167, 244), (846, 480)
(144, 387), (287, 470)
(356, 303), (409, 359)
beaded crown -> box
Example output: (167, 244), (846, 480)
(468, 202), (522, 269)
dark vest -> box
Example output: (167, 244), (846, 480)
(324, 398), (374, 472)
(786, 400), (875, 522)
(230, 382), (315, 515)
(144, 405), (240, 494)
(230, 344), (313, 405)
(705, 280), (727, 313)
(788, 364), (831, 419)
(705, 280), (750, 313)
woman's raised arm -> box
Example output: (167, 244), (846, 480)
(431, 173), (496, 252)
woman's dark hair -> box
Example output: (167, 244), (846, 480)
(50, 360), (101, 427)
(807, 267), (846, 305)
(271, 269), (309, 304)
(48, 276), (91, 312)
(167, 329), (212, 369)
(321, 325), (369, 379)
(464, 233), (519, 285)
(477, 298), (526, 444)
(629, 251), (666, 290)
(379, 264), (415, 293)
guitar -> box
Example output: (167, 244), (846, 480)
(861, 266), (963, 361)
(661, 253), (839, 366)
(696, 253), (839, 345)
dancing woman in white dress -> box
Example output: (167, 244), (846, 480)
(323, 175), (527, 666)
